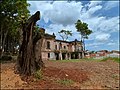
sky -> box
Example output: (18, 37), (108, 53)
(27, 0), (119, 51)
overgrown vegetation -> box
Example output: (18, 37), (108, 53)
(51, 57), (119, 63)
(51, 59), (80, 62)
(0, 0), (30, 57)
(75, 20), (92, 51)
(56, 78), (74, 86)
(51, 58), (101, 62)
(58, 29), (72, 41)
(0, 55), (12, 63)
(101, 57), (120, 63)
(34, 69), (43, 80)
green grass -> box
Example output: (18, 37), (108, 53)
(56, 78), (74, 86)
(51, 58), (101, 62)
(50, 57), (119, 63)
(101, 57), (120, 63)
(34, 69), (43, 80)
(51, 59), (81, 62)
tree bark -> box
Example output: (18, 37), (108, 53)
(1, 30), (8, 57)
(16, 11), (44, 76)
(83, 39), (85, 51)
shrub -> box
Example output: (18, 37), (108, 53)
(101, 57), (109, 61)
(34, 69), (43, 79)
(111, 57), (120, 63)
(0, 55), (12, 61)
(101, 57), (120, 63)
(57, 78), (74, 86)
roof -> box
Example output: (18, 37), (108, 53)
(55, 39), (70, 43)
(44, 33), (56, 39)
(56, 39), (82, 44)
(40, 28), (82, 43)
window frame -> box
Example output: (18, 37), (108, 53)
(48, 53), (50, 58)
(46, 41), (50, 49)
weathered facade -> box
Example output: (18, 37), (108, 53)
(40, 28), (84, 60)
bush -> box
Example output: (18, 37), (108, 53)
(101, 57), (109, 61)
(57, 78), (74, 86)
(34, 69), (43, 79)
(101, 57), (120, 63)
(0, 55), (12, 61)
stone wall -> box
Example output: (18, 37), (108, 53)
(40, 35), (83, 60)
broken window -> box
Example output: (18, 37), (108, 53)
(64, 46), (66, 49)
(55, 45), (57, 50)
(48, 53), (50, 58)
(47, 41), (50, 49)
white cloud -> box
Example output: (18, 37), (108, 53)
(28, 1), (82, 26)
(88, 1), (102, 8)
(86, 42), (104, 47)
(28, 1), (118, 32)
(28, 1), (119, 50)
(104, 1), (119, 10)
(80, 5), (102, 19)
(83, 16), (119, 35)
(97, 16), (119, 33)
(107, 42), (115, 46)
(45, 23), (80, 41)
(95, 33), (111, 42)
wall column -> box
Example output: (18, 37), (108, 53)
(78, 53), (81, 59)
(59, 52), (62, 60)
(68, 53), (71, 60)
(65, 53), (68, 60)
(82, 51), (85, 58)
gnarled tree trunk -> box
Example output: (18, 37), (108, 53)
(16, 11), (44, 76)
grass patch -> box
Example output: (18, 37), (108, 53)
(34, 69), (43, 80)
(101, 57), (120, 63)
(51, 59), (81, 62)
(56, 78), (74, 86)
(50, 57), (119, 63)
(51, 58), (101, 62)
(82, 58), (102, 61)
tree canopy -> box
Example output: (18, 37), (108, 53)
(58, 29), (72, 41)
(75, 20), (92, 51)
(0, 0), (30, 56)
(75, 20), (92, 41)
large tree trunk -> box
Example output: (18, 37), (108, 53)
(83, 39), (85, 51)
(16, 11), (44, 76)
(0, 30), (8, 57)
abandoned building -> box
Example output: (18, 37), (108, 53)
(39, 28), (85, 60)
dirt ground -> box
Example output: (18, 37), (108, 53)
(0, 60), (119, 89)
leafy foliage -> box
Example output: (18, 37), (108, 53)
(57, 78), (74, 86)
(75, 20), (92, 50)
(0, 0), (30, 56)
(0, 55), (12, 62)
(34, 69), (43, 79)
(101, 57), (120, 63)
(58, 30), (72, 41)
(75, 20), (92, 40)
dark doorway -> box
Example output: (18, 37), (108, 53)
(48, 53), (50, 58)
(55, 53), (59, 60)
(79, 52), (82, 59)
(67, 53), (71, 59)
(71, 53), (75, 59)
(62, 53), (66, 60)
(75, 53), (78, 59)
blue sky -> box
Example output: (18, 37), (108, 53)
(27, 0), (119, 51)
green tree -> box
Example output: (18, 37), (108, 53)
(75, 20), (92, 51)
(58, 29), (72, 41)
(0, 0), (30, 56)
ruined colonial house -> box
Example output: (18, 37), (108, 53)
(39, 28), (84, 60)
